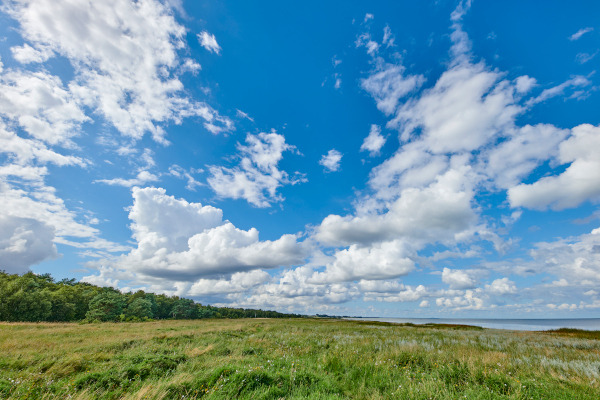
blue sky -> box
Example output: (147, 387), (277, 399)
(1, 0), (600, 317)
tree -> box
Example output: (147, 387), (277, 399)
(125, 298), (154, 320)
(86, 291), (126, 322)
(171, 298), (197, 319)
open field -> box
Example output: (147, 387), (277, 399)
(0, 319), (599, 399)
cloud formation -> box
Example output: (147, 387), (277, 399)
(107, 187), (307, 280)
(208, 131), (305, 207)
(360, 125), (386, 156)
(319, 149), (342, 172)
(198, 31), (222, 54)
(5, 0), (233, 142)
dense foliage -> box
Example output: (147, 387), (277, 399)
(0, 271), (302, 322)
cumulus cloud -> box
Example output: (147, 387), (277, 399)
(442, 267), (479, 290)
(485, 278), (516, 295)
(360, 279), (427, 302)
(105, 187), (307, 280)
(316, 167), (476, 247)
(233, 267), (360, 311)
(311, 240), (415, 283)
(198, 31), (221, 54)
(0, 215), (57, 274)
(0, 176), (127, 268)
(5, 0), (233, 142)
(319, 149), (342, 172)
(360, 124), (386, 156)
(436, 289), (484, 310)
(527, 226), (600, 285)
(390, 62), (521, 153)
(208, 131), (305, 207)
(484, 124), (569, 189)
(0, 69), (88, 146)
(10, 43), (53, 64)
(508, 124), (600, 210)
(189, 270), (271, 296)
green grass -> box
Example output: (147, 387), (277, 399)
(0, 319), (598, 399)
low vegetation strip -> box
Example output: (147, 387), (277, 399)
(0, 319), (599, 399)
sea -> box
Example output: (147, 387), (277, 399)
(344, 317), (600, 331)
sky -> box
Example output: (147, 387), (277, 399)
(1, 0), (600, 318)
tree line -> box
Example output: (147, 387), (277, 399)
(0, 271), (303, 322)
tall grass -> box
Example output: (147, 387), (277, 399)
(0, 319), (598, 399)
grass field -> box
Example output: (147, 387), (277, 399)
(0, 319), (599, 399)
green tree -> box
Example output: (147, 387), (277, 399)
(86, 291), (126, 322)
(171, 298), (197, 319)
(125, 298), (154, 320)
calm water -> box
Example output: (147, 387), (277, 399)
(345, 317), (600, 331)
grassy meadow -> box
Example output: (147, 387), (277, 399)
(0, 319), (599, 399)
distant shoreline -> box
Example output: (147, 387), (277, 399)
(344, 317), (600, 331)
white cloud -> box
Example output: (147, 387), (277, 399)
(0, 215), (57, 274)
(236, 109), (254, 122)
(436, 289), (484, 310)
(441, 267), (479, 289)
(0, 122), (86, 167)
(390, 62), (521, 153)
(360, 124), (386, 156)
(527, 227), (600, 285)
(311, 240), (415, 283)
(0, 175), (127, 273)
(10, 43), (53, 63)
(0, 69), (88, 146)
(5, 0), (233, 143)
(508, 124), (600, 210)
(355, 33), (380, 55)
(236, 267), (360, 310)
(208, 131), (305, 207)
(334, 77), (342, 90)
(569, 27), (593, 41)
(95, 170), (160, 187)
(485, 278), (517, 295)
(366, 142), (448, 200)
(319, 149), (342, 172)
(526, 76), (590, 106)
(382, 25), (395, 47)
(576, 51), (598, 65)
(316, 167), (477, 247)
(103, 187), (307, 280)
(168, 165), (202, 190)
(514, 75), (536, 93)
(188, 270), (271, 296)
(361, 62), (425, 116)
(180, 58), (201, 74)
(198, 31), (221, 54)
(360, 279), (428, 303)
(484, 124), (569, 189)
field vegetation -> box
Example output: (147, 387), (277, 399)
(0, 318), (599, 399)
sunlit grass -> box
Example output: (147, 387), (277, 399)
(0, 319), (598, 399)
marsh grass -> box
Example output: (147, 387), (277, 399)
(0, 319), (598, 399)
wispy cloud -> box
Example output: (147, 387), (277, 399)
(198, 31), (222, 54)
(569, 27), (594, 41)
(208, 131), (305, 207)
